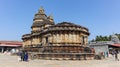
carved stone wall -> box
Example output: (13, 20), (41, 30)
(41, 31), (88, 46)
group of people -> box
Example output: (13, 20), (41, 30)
(111, 49), (119, 61)
(17, 50), (28, 62)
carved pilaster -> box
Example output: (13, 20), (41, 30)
(49, 34), (52, 43)
(73, 32), (76, 43)
(76, 32), (79, 44)
(56, 32), (59, 43)
(69, 31), (72, 43)
(61, 31), (65, 43)
(59, 32), (62, 43)
(65, 31), (68, 44)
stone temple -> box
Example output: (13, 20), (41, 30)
(22, 7), (94, 60)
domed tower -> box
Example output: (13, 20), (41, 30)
(22, 7), (55, 47)
(31, 7), (54, 33)
(30, 7), (55, 46)
(47, 14), (54, 23)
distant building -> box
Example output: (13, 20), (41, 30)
(22, 7), (94, 60)
(89, 41), (113, 54)
(89, 34), (120, 55)
(0, 41), (22, 53)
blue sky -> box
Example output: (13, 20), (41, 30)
(0, 0), (120, 41)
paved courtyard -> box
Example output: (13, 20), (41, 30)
(0, 53), (120, 67)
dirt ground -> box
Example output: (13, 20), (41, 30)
(0, 53), (119, 67)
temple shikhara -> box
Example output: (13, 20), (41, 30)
(22, 7), (94, 60)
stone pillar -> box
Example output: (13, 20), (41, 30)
(74, 32), (77, 44)
(54, 33), (57, 45)
(73, 32), (76, 43)
(49, 34), (52, 43)
(68, 31), (70, 44)
(61, 31), (65, 43)
(79, 34), (82, 46)
(53, 33), (56, 44)
(59, 32), (62, 43)
(31, 38), (33, 45)
(85, 36), (88, 46)
(71, 32), (73, 43)
(51, 33), (53, 43)
(65, 31), (68, 44)
(83, 36), (88, 46)
(56, 32), (59, 43)
(76, 32), (79, 44)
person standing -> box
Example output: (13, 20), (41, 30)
(106, 52), (109, 57)
(114, 49), (119, 61)
(17, 51), (22, 62)
(21, 50), (25, 61)
(24, 51), (28, 62)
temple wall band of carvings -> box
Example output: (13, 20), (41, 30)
(23, 39), (31, 47)
(32, 27), (41, 31)
(23, 33), (88, 47)
(47, 31), (88, 46)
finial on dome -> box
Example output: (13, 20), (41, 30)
(48, 14), (54, 22)
(39, 6), (45, 14)
(48, 14), (53, 19)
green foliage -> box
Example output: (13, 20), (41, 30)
(90, 33), (120, 42)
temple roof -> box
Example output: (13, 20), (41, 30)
(23, 22), (90, 39)
(22, 34), (31, 39)
(55, 22), (80, 26)
(53, 22), (89, 30)
(31, 19), (54, 28)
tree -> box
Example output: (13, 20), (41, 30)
(90, 33), (120, 42)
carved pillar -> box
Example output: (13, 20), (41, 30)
(37, 37), (39, 44)
(56, 32), (59, 43)
(42, 37), (46, 46)
(86, 36), (88, 45)
(68, 31), (70, 44)
(31, 37), (33, 45)
(84, 36), (88, 46)
(74, 32), (77, 43)
(71, 32), (73, 43)
(49, 34), (52, 43)
(67, 32), (69, 44)
(59, 32), (62, 43)
(76, 32), (79, 44)
(61, 31), (65, 43)
(73, 32), (75, 43)
(54, 33), (57, 45)
(65, 31), (68, 44)
(39, 36), (41, 43)
(69, 31), (72, 44)
(82, 36), (85, 46)
(79, 35), (82, 46)
(53, 33), (55, 43)
(51, 33), (53, 44)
